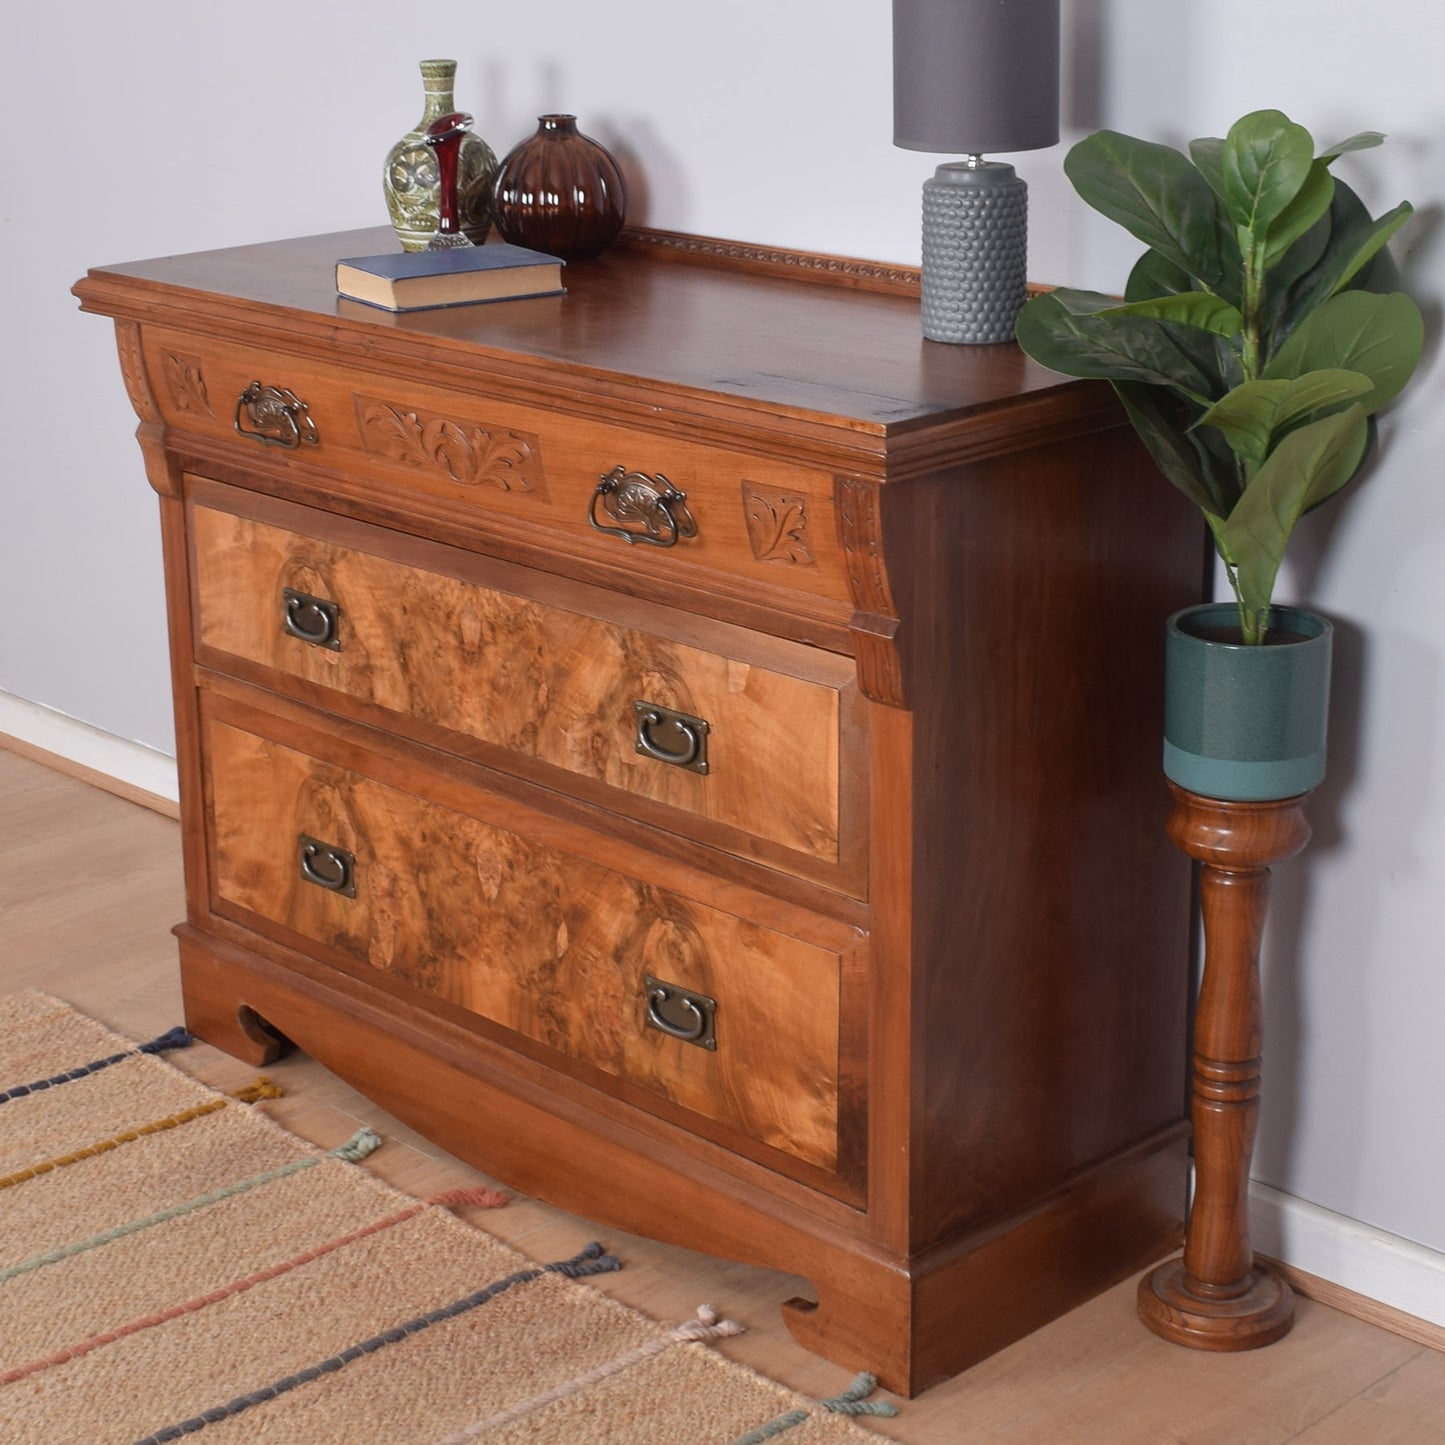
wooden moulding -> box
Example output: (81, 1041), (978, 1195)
(615, 224), (1056, 302)
(614, 226), (927, 296)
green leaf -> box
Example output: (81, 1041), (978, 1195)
(1319, 131), (1385, 163)
(1047, 288), (1133, 317)
(1222, 110), (1316, 243)
(1186, 136), (1245, 305)
(1258, 202), (1333, 352)
(1263, 160), (1334, 264)
(1114, 382), (1240, 517)
(1065, 130), (1223, 285)
(1188, 137), (1227, 202)
(1195, 370), (1374, 465)
(1125, 250), (1195, 302)
(1095, 291), (1244, 336)
(1218, 405), (1369, 621)
(1264, 290), (1424, 412)
(1015, 292), (1226, 405)
(1326, 200), (1414, 296)
(1056, 287), (1243, 337)
(1275, 181), (1414, 343)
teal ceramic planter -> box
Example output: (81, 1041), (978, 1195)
(1164, 603), (1333, 802)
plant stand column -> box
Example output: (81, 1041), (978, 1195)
(1138, 782), (1312, 1350)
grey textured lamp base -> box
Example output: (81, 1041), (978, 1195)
(920, 161), (1027, 345)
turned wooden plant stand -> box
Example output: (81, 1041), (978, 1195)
(1138, 783), (1312, 1350)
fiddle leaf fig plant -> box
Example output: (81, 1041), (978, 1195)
(1015, 110), (1423, 643)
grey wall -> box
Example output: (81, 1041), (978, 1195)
(4, 1), (1442, 1259)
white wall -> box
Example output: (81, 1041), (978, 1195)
(4, 1), (1442, 1292)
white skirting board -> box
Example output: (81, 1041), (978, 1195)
(0, 691), (178, 806)
(1250, 1180), (1445, 1330)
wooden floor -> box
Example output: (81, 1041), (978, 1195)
(3, 745), (1443, 1443)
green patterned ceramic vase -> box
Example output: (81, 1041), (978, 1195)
(1164, 603), (1333, 802)
(383, 59), (497, 250)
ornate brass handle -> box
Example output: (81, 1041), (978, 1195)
(589, 466), (698, 548)
(235, 381), (320, 450)
(634, 701), (710, 774)
(282, 588), (341, 650)
(298, 835), (356, 897)
(644, 976), (717, 1050)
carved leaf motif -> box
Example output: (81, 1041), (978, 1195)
(422, 418), (533, 489)
(836, 476), (905, 709)
(836, 477), (893, 615)
(354, 396), (546, 495)
(741, 482), (815, 566)
(163, 353), (214, 416)
(114, 323), (159, 423)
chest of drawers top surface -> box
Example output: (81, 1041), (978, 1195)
(74, 226), (1101, 455)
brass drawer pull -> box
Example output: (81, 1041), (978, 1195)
(644, 976), (717, 1050)
(634, 702), (709, 774)
(282, 588), (342, 650)
(298, 835), (356, 897)
(589, 465), (697, 548)
(235, 381), (320, 450)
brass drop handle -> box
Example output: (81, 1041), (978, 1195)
(589, 466), (698, 548)
(282, 589), (342, 650)
(298, 835), (356, 897)
(644, 976), (717, 1050)
(235, 381), (320, 450)
(634, 702), (710, 774)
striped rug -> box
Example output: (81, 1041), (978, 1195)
(0, 992), (896, 1444)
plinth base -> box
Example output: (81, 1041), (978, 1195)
(1137, 1257), (1295, 1351)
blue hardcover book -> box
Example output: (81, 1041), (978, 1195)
(335, 242), (565, 311)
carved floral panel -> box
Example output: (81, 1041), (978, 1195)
(163, 353), (215, 417)
(353, 394), (548, 496)
(741, 481), (815, 566)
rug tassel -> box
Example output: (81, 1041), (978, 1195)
(727, 1370), (898, 1443)
(229, 1077), (283, 1103)
(547, 1241), (623, 1278)
(330, 1127), (382, 1162)
(819, 1372), (897, 1418)
(136, 1025), (194, 1055)
(426, 1186), (509, 1210)
(672, 1303), (746, 1343)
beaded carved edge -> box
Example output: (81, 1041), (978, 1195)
(616, 226), (1052, 301)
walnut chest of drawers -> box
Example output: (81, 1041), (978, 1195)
(75, 227), (1204, 1394)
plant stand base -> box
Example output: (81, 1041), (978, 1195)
(1138, 1257), (1295, 1351)
(1137, 783), (1312, 1353)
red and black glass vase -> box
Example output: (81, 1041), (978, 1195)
(491, 115), (627, 262)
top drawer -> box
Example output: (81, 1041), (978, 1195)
(139, 326), (855, 616)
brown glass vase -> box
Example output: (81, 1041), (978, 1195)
(491, 115), (627, 262)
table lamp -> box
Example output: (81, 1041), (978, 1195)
(893, 0), (1060, 344)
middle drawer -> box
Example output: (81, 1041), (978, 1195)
(188, 482), (866, 894)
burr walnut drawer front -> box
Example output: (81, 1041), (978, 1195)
(202, 713), (858, 1180)
(189, 491), (864, 891)
(142, 327), (852, 608)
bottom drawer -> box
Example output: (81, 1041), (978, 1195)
(203, 714), (852, 1176)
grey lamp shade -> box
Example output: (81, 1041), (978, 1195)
(893, 0), (1061, 155)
